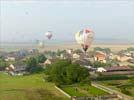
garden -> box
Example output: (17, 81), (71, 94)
(61, 84), (108, 97)
(98, 79), (134, 97)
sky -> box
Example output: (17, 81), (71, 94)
(0, 0), (134, 43)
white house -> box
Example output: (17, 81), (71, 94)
(44, 59), (57, 65)
(97, 67), (106, 72)
(5, 57), (15, 61)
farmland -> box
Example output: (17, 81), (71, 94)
(61, 84), (108, 97)
(97, 79), (134, 97)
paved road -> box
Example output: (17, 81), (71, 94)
(92, 82), (134, 100)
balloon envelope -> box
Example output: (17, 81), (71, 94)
(45, 31), (53, 39)
(75, 28), (94, 52)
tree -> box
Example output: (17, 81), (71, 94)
(0, 59), (10, 71)
(127, 47), (134, 51)
(37, 54), (47, 63)
(66, 63), (90, 84)
(93, 61), (104, 68)
(45, 59), (71, 84)
(26, 57), (39, 73)
(45, 59), (90, 85)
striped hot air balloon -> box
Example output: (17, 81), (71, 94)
(75, 28), (94, 52)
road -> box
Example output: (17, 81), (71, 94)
(92, 82), (134, 100)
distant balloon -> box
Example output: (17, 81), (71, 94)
(75, 28), (94, 52)
(45, 31), (53, 39)
(38, 41), (44, 48)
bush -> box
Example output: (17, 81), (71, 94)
(120, 87), (131, 95)
(92, 75), (129, 81)
(31, 67), (44, 73)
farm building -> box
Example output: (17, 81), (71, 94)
(105, 66), (133, 72)
(100, 66), (134, 75)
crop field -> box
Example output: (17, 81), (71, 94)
(61, 84), (108, 97)
(98, 79), (134, 97)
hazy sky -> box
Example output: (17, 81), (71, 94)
(0, 0), (134, 43)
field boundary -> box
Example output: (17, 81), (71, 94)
(55, 86), (71, 98)
(92, 82), (133, 100)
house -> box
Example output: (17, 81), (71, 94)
(94, 51), (106, 63)
(123, 52), (131, 57)
(44, 58), (57, 65)
(6, 63), (26, 76)
(73, 53), (80, 60)
(5, 57), (15, 61)
(60, 53), (72, 60)
(97, 67), (106, 72)
(66, 49), (73, 55)
(128, 59), (134, 63)
(29, 49), (39, 54)
(108, 53), (118, 60)
(72, 59), (91, 66)
(117, 56), (133, 62)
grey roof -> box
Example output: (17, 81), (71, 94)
(73, 59), (91, 66)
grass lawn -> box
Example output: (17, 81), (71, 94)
(61, 84), (108, 97)
(0, 72), (69, 100)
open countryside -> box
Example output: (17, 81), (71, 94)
(0, 72), (69, 100)
(1, 1), (134, 100)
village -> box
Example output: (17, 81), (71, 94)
(0, 47), (134, 76)
(0, 47), (134, 100)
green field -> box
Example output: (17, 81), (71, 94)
(61, 84), (108, 96)
(98, 79), (134, 97)
(0, 72), (69, 100)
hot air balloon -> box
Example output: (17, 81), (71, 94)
(75, 28), (94, 52)
(45, 31), (53, 39)
(38, 41), (44, 48)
